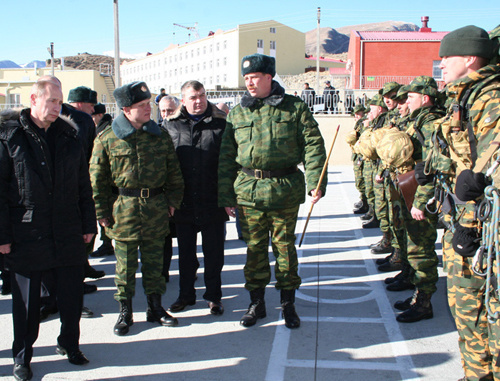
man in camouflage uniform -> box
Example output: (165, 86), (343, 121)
(218, 54), (327, 329)
(348, 104), (368, 214)
(90, 81), (184, 336)
(425, 26), (500, 379)
(389, 76), (445, 322)
(371, 82), (402, 256)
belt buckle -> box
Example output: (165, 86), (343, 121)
(254, 169), (263, 179)
(140, 188), (150, 198)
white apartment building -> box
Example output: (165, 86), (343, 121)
(120, 20), (306, 94)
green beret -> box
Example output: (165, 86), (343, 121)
(439, 25), (496, 59)
(241, 54), (276, 77)
(68, 86), (97, 104)
(381, 82), (401, 99)
(92, 103), (106, 115)
(394, 85), (409, 100)
(352, 104), (365, 115)
(407, 76), (438, 97)
(369, 93), (386, 108)
(114, 81), (151, 109)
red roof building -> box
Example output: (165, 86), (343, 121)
(346, 17), (449, 89)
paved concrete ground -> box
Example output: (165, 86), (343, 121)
(0, 166), (463, 380)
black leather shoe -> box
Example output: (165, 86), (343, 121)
(13, 364), (33, 381)
(1, 283), (11, 295)
(169, 298), (196, 312)
(56, 345), (89, 365)
(85, 266), (105, 279)
(83, 283), (97, 294)
(40, 305), (58, 322)
(81, 306), (94, 318)
(208, 301), (224, 315)
(90, 242), (114, 257)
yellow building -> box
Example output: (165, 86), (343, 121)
(0, 66), (116, 110)
(121, 20), (306, 94)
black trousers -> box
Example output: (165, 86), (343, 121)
(11, 265), (84, 365)
(176, 221), (225, 303)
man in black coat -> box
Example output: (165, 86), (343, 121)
(164, 80), (227, 316)
(0, 80), (97, 380)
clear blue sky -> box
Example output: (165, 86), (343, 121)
(3, 0), (499, 65)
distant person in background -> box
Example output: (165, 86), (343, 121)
(155, 88), (168, 123)
(301, 82), (315, 110)
(323, 80), (335, 113)
(216, 102), (230, 115)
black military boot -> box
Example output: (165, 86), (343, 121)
(114, 299), (133, 336)
(0, 269), (11, 295)
(90, 241), (115, 257)
(353, 198), (369, 214)
(377, 248), (403, 272)
(240, 288), (266, 327)
(376, 251), (394, 265)
(281, 289), (300, 329)
(371, 231), (393, 254)
(146, 294), (178, 326)
(396, 289), (433, 323)
(394, 293), (414, 311)
(362, 216), (380, 229)
(360, 206), (374, 221)
(386, 265), (414, 291)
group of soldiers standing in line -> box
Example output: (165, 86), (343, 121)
(347, 25), (500, 380)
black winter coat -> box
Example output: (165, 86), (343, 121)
(61, 104), (96, 163)
(164, 103), (228, 225)
(0, 109), (97, 272)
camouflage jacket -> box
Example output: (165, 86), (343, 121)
(218, 81), (327, 211)
(90, 112), (184, 241)
(406, 105), (445, 211)
(383, 108), (400, 128)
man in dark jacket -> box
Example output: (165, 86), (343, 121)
(0, 80), (97, 380)
(164, 80), (228, 316)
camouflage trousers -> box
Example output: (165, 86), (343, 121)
(386, 176), (406, 251)
(238, 205), (301, 291)
(114, 239), (166, 301)
(353, 157), (366, 200)
(362, 160), (375, 208)
(373, 167), (390, 233)
(443, 229), (499, 380)
(402, 204), (438, 294)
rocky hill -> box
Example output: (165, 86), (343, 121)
(305, 21), (419, 56)
(48, 53), (132, 71)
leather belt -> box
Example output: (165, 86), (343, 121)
(112, 186), (164, 198)
(241, 166), (298, 179)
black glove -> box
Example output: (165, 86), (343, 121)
(452, 223), (481, 257)
(414, 162), (434, 186)
(455, 169), (490, 201)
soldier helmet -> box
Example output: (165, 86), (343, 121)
(370, 127), (390, 148)
(355, 129), (378, 160)
(381, 82), (401, 99)
(376, 129), (414, 168)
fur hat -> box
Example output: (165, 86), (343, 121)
(241, 54), (276, 77)
(439, 25), (496, 59)
(92, 103), (106, 115)
(114, 81), (151, 109)
(68, 86), (97, 104)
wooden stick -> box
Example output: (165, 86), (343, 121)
(298, 125), (340, 247)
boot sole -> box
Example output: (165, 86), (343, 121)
(240, 312), (266, 327)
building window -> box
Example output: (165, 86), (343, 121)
(203, 62), (206, 70)
(197, 63), (200, 71)
(216, 59), (219, 67)
(223, 57), (227, 66)
(210, 60), (213, 69)
(216, 75), (219, 83)
(203, 46), (206, 54)
(432, 61), (443, 80)
(257, 39), (263, 49)
(270, 27), (276, 33)
(223, 74), (227, 82)
(216, 42), (220, 51)
(223, 40), (227, 49)
(197, 48), (200, 56)
(270, 41), (276, 50)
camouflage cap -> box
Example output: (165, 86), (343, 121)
(381, 82), (401, 99)
(352, 104), (366, 115)
(368, 93), (386, 108)
(439, 25), (496, 59)
(394, 85), (409, 101)
(489, 24), (500, 63)
(407, 76), (439, 97)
